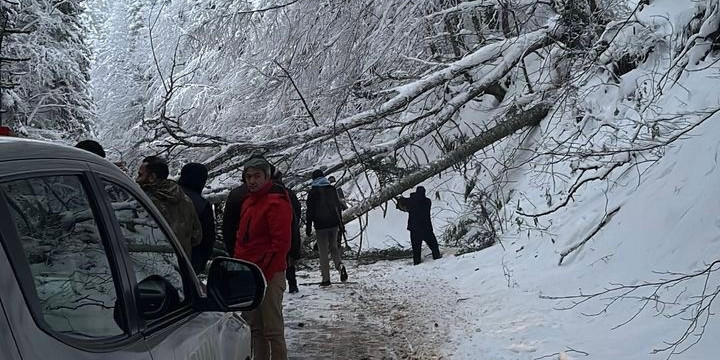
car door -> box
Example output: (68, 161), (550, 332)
(89, 164), (252, 360)
(0, 293), (22, 360)
(0, 159), (152, 360)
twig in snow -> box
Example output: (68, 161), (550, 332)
(558, 206), (621, 266)
(533, 348), (590, 360)
(517, 158), (629, 218)
(542, 260), (720, 359)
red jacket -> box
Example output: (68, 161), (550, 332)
(234, 182), (292, 280)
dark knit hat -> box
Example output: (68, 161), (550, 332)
(312, 169), (324, 179)
(178, 163), (208, 193)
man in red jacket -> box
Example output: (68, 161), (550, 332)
(234, 157), (291, 360)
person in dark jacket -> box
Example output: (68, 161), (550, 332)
(272, 170), (302, 294)
(306, 169), (348, 286)
(397, 186), (442, 265)
(136, 156), (202, 258)
(178, 163), (216, 274)
(234, 156), (291, 360)
(223, 183), (248, 255)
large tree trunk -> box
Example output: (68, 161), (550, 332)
(342, 101), (552, 223)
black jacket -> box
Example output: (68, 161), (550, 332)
(222, 182), (302, 260)
(279, 181), (302, 260)
(398, 192), (433, 231)
(306, 183), (343, 230)
(181, 186), (216, 273)
(222, 185), (249, 255)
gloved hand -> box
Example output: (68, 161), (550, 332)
(305, 227), (312, 237)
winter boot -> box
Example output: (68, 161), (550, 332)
(339, 264), (348, 282)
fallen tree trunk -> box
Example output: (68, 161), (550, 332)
(342, 101), (553, 223)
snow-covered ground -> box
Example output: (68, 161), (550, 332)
(292, 115), (720, 359)
(285, 258), (458, 359)
(426, 107), (720, 360)
(291, 1), (720, 358)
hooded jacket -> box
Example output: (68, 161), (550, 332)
(223, 182), (302, 261)
(234, 181), (292, 280)
(306, 176), (344, 230)
(141, 179), (202, 257)
(179, 163), (216, 273)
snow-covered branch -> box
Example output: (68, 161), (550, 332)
(203, 26), (554, 172)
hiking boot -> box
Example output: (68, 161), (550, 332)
(319, 280), (331, 287)
(339, 264), (348, 282)
(289, 286), (299, 294)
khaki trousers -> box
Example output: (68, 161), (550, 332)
(316, 227), (343, 283)
(243, 272), (287, 360)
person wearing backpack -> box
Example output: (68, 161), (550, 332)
(306, 169), (348, 286)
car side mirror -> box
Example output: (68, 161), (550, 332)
(138, 275), (180, 320)
(206, 257), (266, 312)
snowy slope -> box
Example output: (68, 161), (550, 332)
(352, 1), (720, 358)
(373, 98), (720, 360)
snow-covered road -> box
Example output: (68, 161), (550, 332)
(285, 257), (454, 360)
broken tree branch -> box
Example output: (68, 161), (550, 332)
(558, 206), (621, 266)
(202, 27), (554, 172)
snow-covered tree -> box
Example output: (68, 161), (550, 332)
(3, 0), (95, 141)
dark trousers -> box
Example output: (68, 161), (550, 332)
(286, 264), (297, 291)
(410, 228), (441, 265)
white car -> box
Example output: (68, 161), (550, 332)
(0, 135), (264, 360)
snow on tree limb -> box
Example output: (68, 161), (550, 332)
(342, 101), (553, 223)
(202, 27), (553, 172)
(317, 32), (554, 179)
(424, 0), (497, 20)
